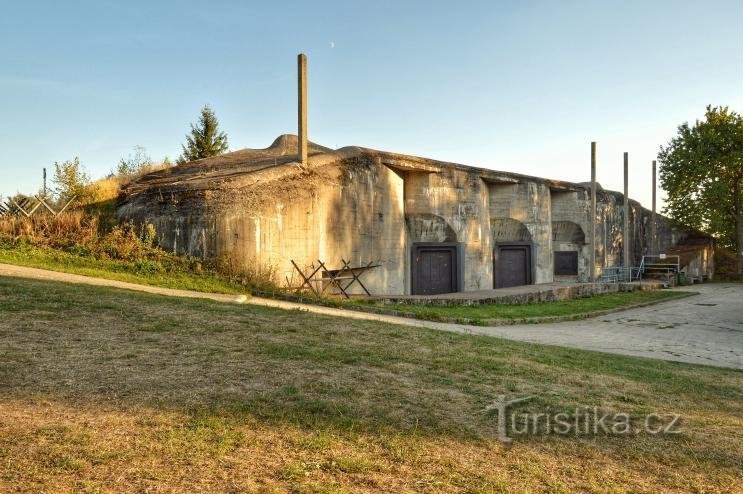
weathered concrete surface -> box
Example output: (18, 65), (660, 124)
(1, 264), (739, 368)
(118, 135), (715, 296)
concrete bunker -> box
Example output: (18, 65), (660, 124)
(118, 134), (714, 296)
(117, 55), (714, 295)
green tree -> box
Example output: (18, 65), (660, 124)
(53, 157), (92, 203)
(658, 105), (743, 277)
(117, 145), (153, 176)
(177, 105), (229, 164)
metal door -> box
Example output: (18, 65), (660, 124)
(412, 244), (457, 295)
(554, 251), (578, 276)
(494, 244), (532, 288)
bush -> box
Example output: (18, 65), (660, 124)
(214, 255), (279, 292)
(0, 211), (98, 249)
(0, 211), (281, 292)
(714, 247), (740, 281)
(133, 259), (166, 274)
(53, 158), (95, 205)
(0, 212), (165, 264)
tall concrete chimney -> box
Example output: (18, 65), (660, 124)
(590, 142), (597, 280)
(623, 152), (630, 267)
(651, 160), (657, 254)
(297, 53), (308, 165)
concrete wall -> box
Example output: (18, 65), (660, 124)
(488, 181), (553, 283)
(210, 159), (408, 295)
(403, 168), (492, 291)
(320, 160), (406, 294)
(119, 153), (714, 295)
(685, 244), (715, 280)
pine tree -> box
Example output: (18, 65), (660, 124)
(177, 105), (229, 164)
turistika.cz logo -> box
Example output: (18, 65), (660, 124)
(485, 395), (683, 443)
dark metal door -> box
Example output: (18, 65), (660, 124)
(494, 244), (532, 288)
(412, 245), (457, 295)
(554, 251), (578, 276)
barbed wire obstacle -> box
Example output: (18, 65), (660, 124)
(288, 259), (379, 298)
(0, 195), (76, 218)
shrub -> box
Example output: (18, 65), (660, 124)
(0, 211), (281, 292)
(53, 158), (95, 205)
(714, 247), (740, 281)
(133, 259), (166, 274)
(117, 146), (153, 176)
(0, 212), (157, 262)
(0, 211), (97, 249)
(214, 255), (279, 292)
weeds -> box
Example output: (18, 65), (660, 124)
(0, 212), (183, 266)
(0, 210), (280, 293)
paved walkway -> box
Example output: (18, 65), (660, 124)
(1, 263), (741, 369)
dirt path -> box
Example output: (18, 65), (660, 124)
(1, 263), (740, 369)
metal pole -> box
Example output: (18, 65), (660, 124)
(651, 160), (657, 254)
(43, 168), (47, 197)
(591, 142), (597, 281)
(297, 53), (308, 165)
(623, 152), (630, 268)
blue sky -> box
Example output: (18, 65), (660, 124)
(1, 1), (741, 209)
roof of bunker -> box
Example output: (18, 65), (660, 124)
(120, 134), (611, 198)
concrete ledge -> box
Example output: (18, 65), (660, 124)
(477, 290), (698, 326)
(255, 286), (697, 327)
(372, 281), (664, 306)
(341, 290), (698, 326)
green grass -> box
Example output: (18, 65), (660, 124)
(0, 241), (688, 327)
(0, 276), (740, 492)
(0, 240), (691, 325)
(0, 242), (249, 295)
(355, 289), (689, 323)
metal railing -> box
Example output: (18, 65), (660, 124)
(640, 255), (680, 274)
(638, 254), (681, 284)
(598, 265), (643, 283)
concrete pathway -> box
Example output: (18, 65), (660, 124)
(1, 263), (741, 369)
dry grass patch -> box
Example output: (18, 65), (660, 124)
(0, 277), (740, 492)
(1, 400), (739, 493)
